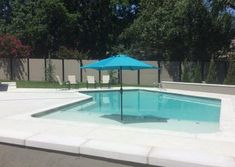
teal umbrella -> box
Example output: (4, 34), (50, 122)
(81, 54), (158, 120)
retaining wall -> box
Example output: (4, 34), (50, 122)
(161, 81), (235, 95)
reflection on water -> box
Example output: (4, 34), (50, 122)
(39, 90), (221, 133)
(101, 114), (168, 124)
(85, 90), (221, 123)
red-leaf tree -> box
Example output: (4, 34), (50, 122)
(0, 34), (31, 58)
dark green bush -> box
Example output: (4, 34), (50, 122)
(193, 62), (202, 83)
(181, 60), (191, 82)
(224, 58), (235, 85)
(206, 58), (217, 84)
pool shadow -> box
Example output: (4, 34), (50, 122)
(101, 114), (168, 124)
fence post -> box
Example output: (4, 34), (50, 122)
(201, 61), (204, 81)
(80, 60), (83, 82)
(10, 58), (13, 80)
(179, 61), (182, 82)
(62, 58), (65, 81)
(99, 70), (101, 84)
(137, 70), (140, 85)
(44, 57), (47, 81)
(158, 61), (161, 83)
(27, 58), (30, 81)
(118, 70), (121, 84)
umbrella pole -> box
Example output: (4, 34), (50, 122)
(120, 68), (123, 121)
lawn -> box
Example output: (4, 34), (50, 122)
(14, 80), (156, 89)
(16, 80), (81, 89)
(15, 80), (137, 89)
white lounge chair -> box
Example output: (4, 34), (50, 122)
(101, 75), (110, 88)
(86, 75), (96, 88)
(153, 81), (163, 89)
(68, 75), (76, 84)
(56, 75), (70, 89)
(56, 75), (63, 86)
(68, 75), (79, 89)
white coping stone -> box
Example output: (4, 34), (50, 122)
(80, 140), (151, 164)
(1, 82), (16, 86)
(161, 81), (235, 88)
(1, 82), (17, 90)
(0, 130), (35, 145)
(148, 147), (235, 167)
(26, 134), (87, 154)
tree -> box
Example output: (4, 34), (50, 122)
(120, 0), (235, 61)
(0, 0), (126, 58)
(0, 0), (12, 34)
(193, 62), (202, 83)
(0, 0), (139, 59)
(56, 46), (89, 72)
(0, 34), (31, 80)
(0, 34), (31, 58)
(224, 57), (235, 84)
(56, 46), (88, 60)
(0, 0), (49, 56)
(206, 57), (217, 83)
(181, 60), (191, 82)
(208, 0), (235, 11)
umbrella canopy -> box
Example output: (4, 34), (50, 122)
(81, 54), (157, 70)
(81, 54), (158, 121)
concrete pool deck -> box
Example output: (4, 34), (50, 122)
(0, 87), (235, 167)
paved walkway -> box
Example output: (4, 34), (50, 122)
(0, 88), (235, 167)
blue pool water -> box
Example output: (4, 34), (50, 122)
(37, 90), (221, 133)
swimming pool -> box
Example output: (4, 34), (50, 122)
(35, 90), (221, 133)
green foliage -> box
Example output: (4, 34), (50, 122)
(206, 57), (217, 83)
(110, 44), (135, 56)
(181, 60), (191, 82)
(0, 0), (234, 62)
(181, 60), (202, 83)
(0, 0), (131, 58)
(45, 56), (54, 82)
(0, 34), (31, 58)
(121, 0), (235, 61)
(193, 62), (202, 83)
(16, 80), (81, 89)
(224, 57), (235, 84)
(56, 46), (88, 60)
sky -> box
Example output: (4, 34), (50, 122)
(227, 7), (235, 16)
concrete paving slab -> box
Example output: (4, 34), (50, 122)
(0, 88), (235, 166)
(26, 134), (87, 153)
(0, 129), (36, 145)
(80, 140), (151, 164)
(148, 147), (235, 167)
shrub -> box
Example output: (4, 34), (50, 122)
(224, 57), (235, 85)
(206, 57), (217, 84)
(181, 60), (191, 82)
(0, 34), (31, 58)
(56, 46), (88, 59)
(193, 62), (202, 83)
(45, 56), (55, 82)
